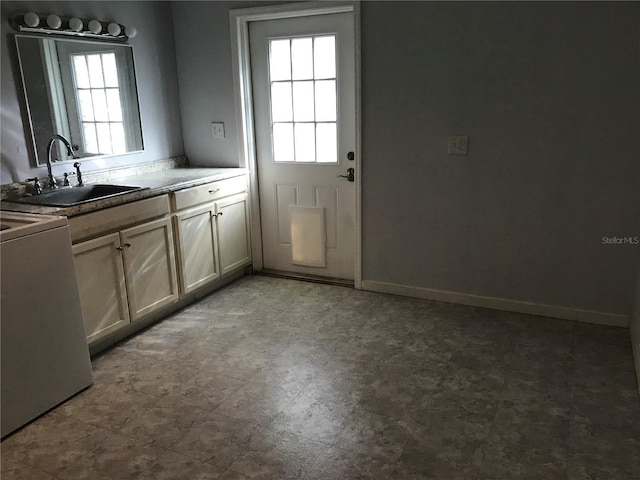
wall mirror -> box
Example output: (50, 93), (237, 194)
(15, 34), (144, 167)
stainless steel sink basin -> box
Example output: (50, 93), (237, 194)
(15, 185), (146, 207)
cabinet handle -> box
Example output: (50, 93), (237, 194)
(209, 188), (221, 194)
(124, 242), (131, 248)
(116, 246), (124, 251)
(212, 212), (223, 218)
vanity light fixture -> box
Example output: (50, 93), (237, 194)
(23, 11), (39, 28)
(68, 17), (83, 32)
(107, 22), (121, 37)
(124, 26), (137, 39)
(87, 19), (102, 34)
(10, 12), (137, 42)
(45, 14), (62, 30)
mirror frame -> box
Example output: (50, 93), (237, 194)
(14, 33), (144, 167)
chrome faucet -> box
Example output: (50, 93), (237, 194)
(45, 134), (75, 189)
(73, 162), (84, 187)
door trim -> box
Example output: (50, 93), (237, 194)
(230, 1), (362, 289)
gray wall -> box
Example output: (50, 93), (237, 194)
(1, 1), (184, 184)
(170, 0), (286, 167)
(360, 1), (640, 316)
(172, 1), (639, 318)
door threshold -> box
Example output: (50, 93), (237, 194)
(256, 269), (354, 288)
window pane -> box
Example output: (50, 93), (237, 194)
(77, 90), (95, 121)
(91, 89), (109, 121)
(273, 123), (294, 162)
(294, 123), (315, 162)
(291, 38), (313, 80)
(102, 53), (119, 87)
(316, 123), (337, 163)
(315, 80), (336, 121)
(106, 89), (123, 122)
(314, 36), (336, 79)
(72, 56), (90, 88)
(83, 123), (98, 154)
(271, 82), (293, 122)
(110, 123), (126, 153)
(87, 54), (104, 88)
(292, 81), (314, 122)
(269, 39), (291, 81)
(96, 123), (112, 154)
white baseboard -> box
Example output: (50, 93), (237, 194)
(361, 280), (629, 328)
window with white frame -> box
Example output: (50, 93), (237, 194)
(71, 52), (126, 155)
(268, 35), (338, 163)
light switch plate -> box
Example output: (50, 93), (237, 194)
(211, 122), (225, 139)
(448, 135), (468, 155)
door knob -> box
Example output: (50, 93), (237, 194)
(337, 168), (355, 182)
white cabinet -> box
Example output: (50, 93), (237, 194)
(216, 193), (251, 275)
(174, 204), (220, 294)
(70, 195), (178, 344)
(172, 176), (251, 295)
(121, 218), (179, 320)
(67, 175), (250, 348)
(72, 233), (129, 343)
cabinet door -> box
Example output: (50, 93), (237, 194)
(174, 204), (219, 295)
(121, 217), (179, 321)
(215, 193), (251, 275)
(72, 233), (130, 343)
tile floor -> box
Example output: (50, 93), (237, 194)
(2, 275), (639, 479)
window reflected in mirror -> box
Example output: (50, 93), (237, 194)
(15, 35), (143, 166)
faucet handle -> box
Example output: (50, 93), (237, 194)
(73, 162), (83, 187)
(25, 177), (42, 195)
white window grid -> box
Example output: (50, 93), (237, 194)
(268, 35), (338, 164)
(71, 52), (125, 155)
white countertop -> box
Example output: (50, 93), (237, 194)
(0, 167), (248, 218)
(0, 211), (68, 242)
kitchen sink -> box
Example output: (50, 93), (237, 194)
(15, 184), (147, 207)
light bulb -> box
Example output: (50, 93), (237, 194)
(68, 17), (83, 32)
(107, 22), (121, 36)
(46, 14), (62, 29)
(23, 12), (40, 28)
(124, 25), (137, 38)
(88, 19), (102, 34)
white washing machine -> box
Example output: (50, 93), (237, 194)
(1, 211), (93, 438)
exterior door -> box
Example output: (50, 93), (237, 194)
(250, 12), (356, 281)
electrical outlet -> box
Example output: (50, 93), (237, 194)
(211, 122), (225, 139)
(448, 135), (468, 155)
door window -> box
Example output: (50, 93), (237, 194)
(268, 35), (337, 163)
